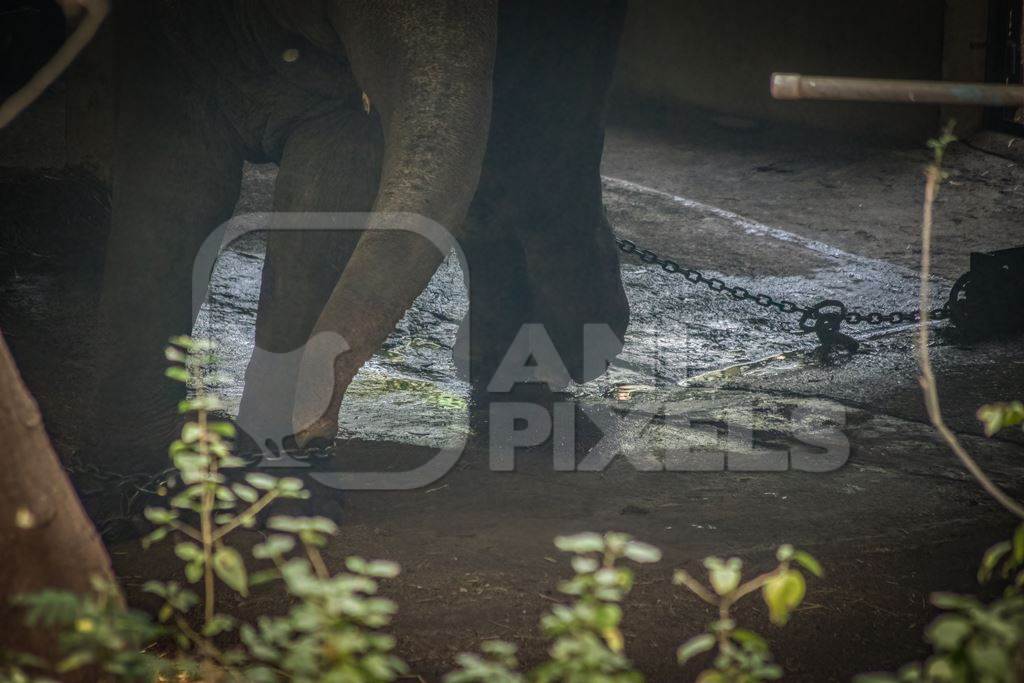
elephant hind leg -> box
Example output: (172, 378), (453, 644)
(236, 105), (384, 455)
(88, 44), (245, 474)
(464, 0), (630, 387)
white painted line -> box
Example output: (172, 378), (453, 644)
(602, 175), (938, 281)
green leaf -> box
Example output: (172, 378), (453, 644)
(231, 483), (259, 504)
(268, 515), (337, 536)
(277, 477), (305, 493)
(677, 633), (716, 665)
(209, 421), (236, 438)
(480, 640), (517, 657)
(623, 540), (662, 564)
(554, 532), (605, 554)
(250, 569), (280, 586)
(164, 366), (189, 383)
(169, 335), (196, 350)
(174, 542), (202, 562)
(364, 560), (401, 578)
(731, 629), (769, 653)
(144, 507), (176, 524)
(966, 636), (1010, 674)
(793, 551), (823, 578)
(925, 614), (972, 650)
(55, 651), (95, 673)
(181, 422), (202, 444)
(252, 535), (295, 559)
(246, 473), (279, 490)
(213, 546), (249, 596)
(931, 592), (980, 611)
(763, 570), (806, 626)
(776, 544), (794, 562)
(202, 613), (236, 637)
(185, 561), (203, 584)
(1013, 526), (1024, 564)
(593, 603), (623, 629)
(923, 656), (955, 680)
(142, 526), (169, 549)
(704, 557), (742, 596)
(977, 401), (1024, 437)
(572, 556), (600, 574)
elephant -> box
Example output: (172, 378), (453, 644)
(5, 0), (631, 473)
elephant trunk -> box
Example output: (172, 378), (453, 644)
(292, 1), (498, 443)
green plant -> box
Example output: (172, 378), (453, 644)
(532, 532), (662, 683)
(852, 397), (1024, 683)
(445, 532), (662, 683)
(4, 336), (831, 682)
(856, 122), (1024, 683)
(673, 544), (821, 682)
(3, 577), (168, 682)
(977, 402), (1024, 439)
(146, 337), (408, 682)
(444, 640), (524, 683)
(6, 337), (407, 683)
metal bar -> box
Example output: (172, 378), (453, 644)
(771, 73), (1024, 107)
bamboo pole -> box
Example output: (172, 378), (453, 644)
(772, 73), (1024, 107)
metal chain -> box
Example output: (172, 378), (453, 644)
(615, 237), (957, 353)
(65, 237), (961, 527)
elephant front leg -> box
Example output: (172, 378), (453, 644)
(287, 0), (498, 448)
(236, 106), (383, 457)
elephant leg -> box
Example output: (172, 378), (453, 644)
(236, 106), (383, 454)
(458, 211), (533, 390)
(288, 2), (497, 446)
(88, 21), (244, 473)
(467, 0), (630, 387)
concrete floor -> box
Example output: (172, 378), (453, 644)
(2, 93), (1024, 680)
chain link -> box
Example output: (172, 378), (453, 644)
(615, 237), (953, 351)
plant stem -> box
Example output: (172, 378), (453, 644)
(196, 371), (216, 625)
(212, 491), (279, 542)
(306, 543), (330, 580)
(169, 520), (203, 542)
(726, 564), (787, 608)
(674, 570), (719, 606)
(915, 128), (1024, 520)
(173, 615), (247, 683)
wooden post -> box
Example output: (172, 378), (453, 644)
(0, 333), (120, 666)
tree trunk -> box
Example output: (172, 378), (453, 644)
(0, 332), (120, 664)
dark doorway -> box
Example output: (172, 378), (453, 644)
(986, 0), (1024, 133)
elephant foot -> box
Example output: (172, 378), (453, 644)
(292, 414), (340, 451)
(521, 226), (629, 384)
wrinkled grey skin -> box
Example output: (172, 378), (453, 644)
(90, 0), (629, 470)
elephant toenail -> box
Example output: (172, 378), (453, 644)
(282, 48), (300, 63)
